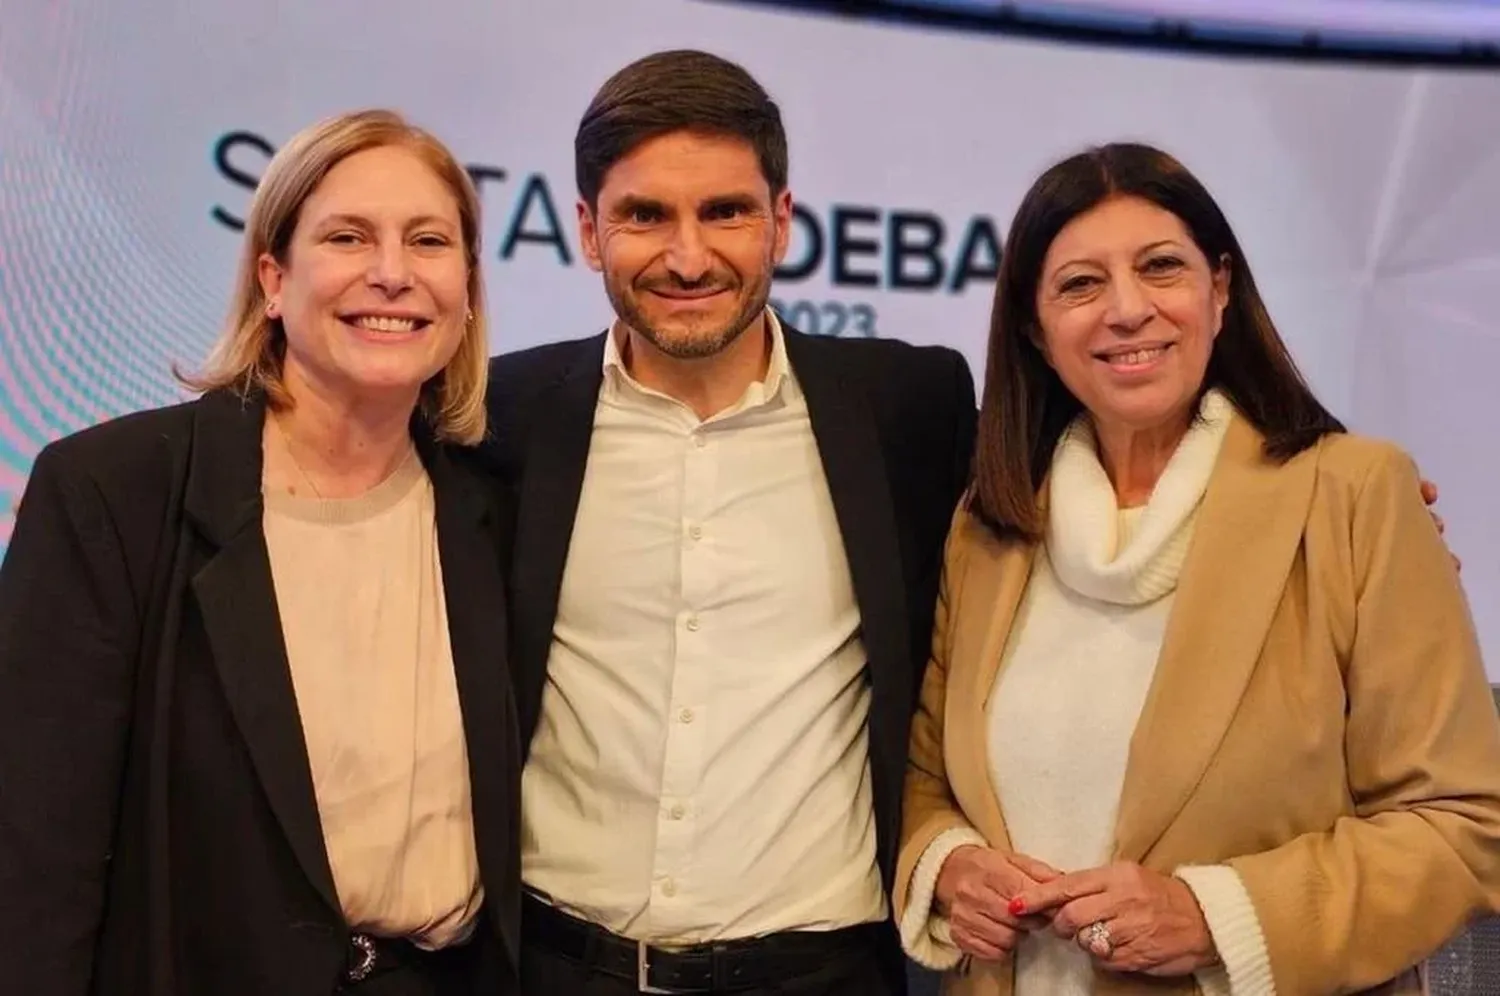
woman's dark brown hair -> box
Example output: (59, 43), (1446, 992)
(970, 142), (1344, 540)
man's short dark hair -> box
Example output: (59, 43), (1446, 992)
(575, 49), (789, 208)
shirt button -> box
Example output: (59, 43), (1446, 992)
(688, 524), (703, 541)
(662, 878), (677, 897)
(693, 435), (707, 449)
(669, 804), (686, 821)
(679, 707), (695, 724)
(685, 616), (700, 632)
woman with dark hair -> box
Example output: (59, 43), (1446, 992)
(893, 143), (1500, 996)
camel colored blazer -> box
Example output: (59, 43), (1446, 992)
(895, 416), (1500, 996)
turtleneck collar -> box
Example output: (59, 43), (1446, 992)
(1045, 390), (1234, 606)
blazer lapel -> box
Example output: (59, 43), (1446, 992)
(1113, 416), (1319, 863)
(947, 523), (1035, 854)
(183, 391), (341, 915)
(783, 331), (911, 876)
(423, 440), (521, 964)
(509, 338), (605, 750)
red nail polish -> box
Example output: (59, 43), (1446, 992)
(1009, 897), (1027, 916)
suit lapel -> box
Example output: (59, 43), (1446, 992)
(783, 331), (911, 876)
(1113, 416), (1318, 863)
(424, 440), (521, 964)
(947, 522), (1035, 853)
(184, 391), (341, 915)
(509, 338), (605, 750)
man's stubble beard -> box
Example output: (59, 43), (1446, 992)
(607, 260), (774, 362)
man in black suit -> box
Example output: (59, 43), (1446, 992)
(482, 50), (974, 996)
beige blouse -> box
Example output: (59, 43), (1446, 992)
(262, 450), (482, 949)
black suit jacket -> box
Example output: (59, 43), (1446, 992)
(0, 389), (521, 996)
(481, 326), (976, 993)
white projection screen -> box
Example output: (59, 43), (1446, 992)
(1, 0), (1497, 669)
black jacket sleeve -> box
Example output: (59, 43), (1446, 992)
(0, 444), (141, 996)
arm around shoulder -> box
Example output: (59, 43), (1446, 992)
(1226, 441), (1500, 995)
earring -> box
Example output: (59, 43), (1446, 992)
(265, 300), (280, 319)
(466, 309), (475, 325)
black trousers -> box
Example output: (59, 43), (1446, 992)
(337, 950), (471, 996)
(338, 930), (516, 996)
(519, 934), (894, 996)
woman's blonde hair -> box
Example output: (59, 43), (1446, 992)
(180, 109), (489, 443)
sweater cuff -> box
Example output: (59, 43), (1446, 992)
(1175, 864), (1276, 996)
(897, 827), (988, 970)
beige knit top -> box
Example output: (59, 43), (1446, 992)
(262, 449), (483, 949)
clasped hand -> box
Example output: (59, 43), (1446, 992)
(932, 846), (1060, 960)
(937, 850), (1218, 977)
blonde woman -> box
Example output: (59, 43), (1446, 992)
(0, 110), (519, 996)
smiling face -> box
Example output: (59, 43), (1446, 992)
(258, 143), (470, 409)
(1034, 194), (1230, 437)
(577, 129), (791, 361)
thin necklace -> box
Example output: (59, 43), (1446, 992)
(270, 414), (327, 500)
(270, 413), (417, 500)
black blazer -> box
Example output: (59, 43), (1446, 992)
(481, 326), (976, 993)
(0, 389), (521, 996)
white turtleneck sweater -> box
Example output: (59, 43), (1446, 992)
(900, 392), (1274, 996)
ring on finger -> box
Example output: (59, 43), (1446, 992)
(1079, 920), (1113, 958)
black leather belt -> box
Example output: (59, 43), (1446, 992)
(521, 893), (877, 993)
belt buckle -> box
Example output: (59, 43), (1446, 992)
(345, 933), (378, 983)
(637, 939), (677, 994)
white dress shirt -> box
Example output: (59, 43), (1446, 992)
(520, 312), (889, 944)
